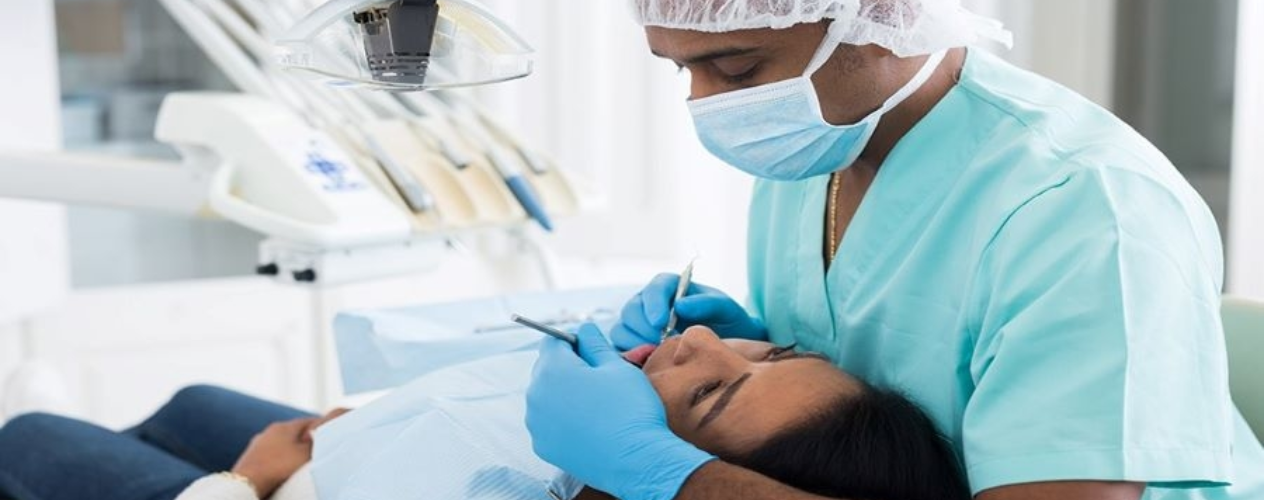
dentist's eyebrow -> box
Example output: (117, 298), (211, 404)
(697, 373), (752, 430)
(651, 46), (760, 66)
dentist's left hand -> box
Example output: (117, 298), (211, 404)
(526, 324), (715, 500)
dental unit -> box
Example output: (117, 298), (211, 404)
(0, 0), (578, 285)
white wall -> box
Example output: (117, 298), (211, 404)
(475, 1), (756, 297)
(0, 324), (24, 389)
(1229, 0), (1264, 298)
(1026, 1), (1117, 109)
(966, 0), (1116, 108)
(0, 0), (70, 323)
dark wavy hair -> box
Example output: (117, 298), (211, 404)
(724, 382), (971, 500)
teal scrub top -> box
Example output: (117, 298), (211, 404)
(747, 49), (1264, 499)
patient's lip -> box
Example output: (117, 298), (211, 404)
(624, 344), (657, 368)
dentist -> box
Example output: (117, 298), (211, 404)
(526, 1), (1264, 500)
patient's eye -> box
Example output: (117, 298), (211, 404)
(764, 343), (799, 361)
(691, 380), (722, 407)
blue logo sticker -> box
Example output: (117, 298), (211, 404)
(305, 150), (366, 192)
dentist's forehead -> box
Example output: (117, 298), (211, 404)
(631, 0), (849, 32)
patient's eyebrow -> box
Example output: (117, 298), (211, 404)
(697, 373), (752, 430)
(772, 352), (831, 363)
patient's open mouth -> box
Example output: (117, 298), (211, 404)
(623, 344), (657, 368)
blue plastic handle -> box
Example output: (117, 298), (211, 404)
(505, 175), (554, 231)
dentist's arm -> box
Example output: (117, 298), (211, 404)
(673, 462), (832, 500)
(676, 463), (1142, 500)
(565, 441), (1143, 500)
(572, 488), (617, 500)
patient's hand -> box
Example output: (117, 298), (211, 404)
(231, 409), (351, 497)
(305, 408), (352, 441)
(232, 418), (316, 498)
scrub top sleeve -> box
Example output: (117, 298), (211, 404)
(962, 169), (1233, 495)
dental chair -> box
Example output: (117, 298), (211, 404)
(1224, 296), (1264, 443)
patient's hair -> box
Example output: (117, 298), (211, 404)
(724, 382), (971, 500)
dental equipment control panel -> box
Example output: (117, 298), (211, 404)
(157, 94), (413, 248)
(155, 93), (445, 284)
(0, 90), (581, 285)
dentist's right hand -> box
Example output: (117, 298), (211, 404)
(526, 324), (715, 500)
(610, 273), (768, 351)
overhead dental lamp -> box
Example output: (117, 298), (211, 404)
(276, 0), (534, 91)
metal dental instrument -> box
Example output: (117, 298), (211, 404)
(662, 260), (696, 342)
(362, 134), (436, 214)
(511, 314), (578, 347)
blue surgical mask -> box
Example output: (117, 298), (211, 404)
(688, 25), (948, 182)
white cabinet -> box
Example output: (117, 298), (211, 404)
(21, 278), (318, 429)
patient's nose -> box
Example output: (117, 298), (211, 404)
(670, 326), (727, 366)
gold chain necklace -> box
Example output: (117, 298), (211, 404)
(826, 172), (843, 267)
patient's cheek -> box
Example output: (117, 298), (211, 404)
(649, 386), (673, 421)
(663, 410), (695, 443)
(665, 413), (741, 457)
(677, 426), (752, 460)
(650, 383), (692, 437)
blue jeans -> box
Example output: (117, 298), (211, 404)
(0, 385), (313, 500)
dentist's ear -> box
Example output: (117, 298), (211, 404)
(575, 324), (623, 367)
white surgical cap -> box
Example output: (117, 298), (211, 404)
(630, 0), (1013, 57)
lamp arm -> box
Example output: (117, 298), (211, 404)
(0, 151), (214, 215)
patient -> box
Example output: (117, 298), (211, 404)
(0, 327), (968, 500)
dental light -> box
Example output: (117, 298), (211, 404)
(276, 0), (535, 91)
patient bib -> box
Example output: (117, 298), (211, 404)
(311, 349), (582, 500)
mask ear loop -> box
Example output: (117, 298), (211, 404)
(871, 49), (948, 117)
(802, 19), (947, 126)
(802, 22), (850, 77)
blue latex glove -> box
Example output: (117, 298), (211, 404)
(610, 273), (768, 351)
(526, 324), (715, 500)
